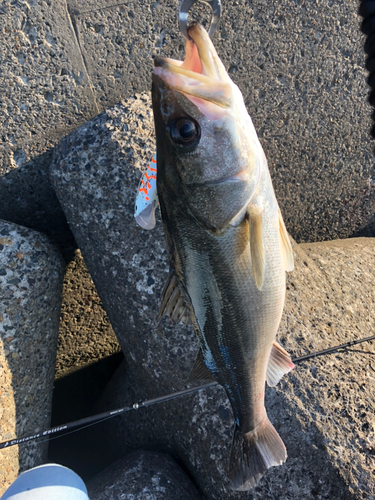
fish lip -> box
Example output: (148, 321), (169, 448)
(153, 23), (232, 109)
(153, 23), (219, 79)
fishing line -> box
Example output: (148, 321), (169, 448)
(0, 335), (374, 450)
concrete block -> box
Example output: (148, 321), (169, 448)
(0, 150), (76, 260)
(88, 450), (202, 500)
(94, 237), (375, 499)
(0, 221), (64, 495)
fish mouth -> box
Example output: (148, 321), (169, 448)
(154, 22), (232, 109)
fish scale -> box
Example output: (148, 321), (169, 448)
(165, 187), (285, 431)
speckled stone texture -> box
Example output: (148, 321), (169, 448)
(55, 249), (120, 379)
(93, 238), (375, 500)
(50, 95), (374, 498)
(87, 450), (202, 500)
(50, 94), (192, 388)
(0, 0), (98, 175)
(0, 221), (64, 495)
(278, 238), (375, 500)
(0, 150), (76, 259)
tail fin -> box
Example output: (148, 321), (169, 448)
(228, 417), (287, 491)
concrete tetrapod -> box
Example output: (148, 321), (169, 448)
(0, 221), (64, 495)
(87, 450), (202, 500)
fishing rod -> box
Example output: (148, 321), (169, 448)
(0, 334), (374, 450)
(288, 333), (375, 362)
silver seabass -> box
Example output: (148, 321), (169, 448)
(152, 22), (294, 490)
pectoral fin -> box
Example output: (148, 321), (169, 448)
(266, 341), (295, 387)
(278, 210), (294, 272)
(158, 269), (190, 324)
(186, 349), (216, 383)
(248, 208), (265, 291)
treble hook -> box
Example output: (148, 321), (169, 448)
(179, 0), (222, 40)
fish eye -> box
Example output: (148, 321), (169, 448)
(169, 117), (200, 148)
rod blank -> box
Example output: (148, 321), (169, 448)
(0, 335), (374, 450)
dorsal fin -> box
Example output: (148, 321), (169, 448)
(266, 340), (295, 387)
(158, 269), (190, 324)
(278, 210), (294, 272)
(186, 349), (216, 383)
(248, 207), (265, 291)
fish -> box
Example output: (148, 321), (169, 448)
(152, 22), (295, 490)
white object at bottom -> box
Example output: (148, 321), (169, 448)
(1, 464), (89, 500)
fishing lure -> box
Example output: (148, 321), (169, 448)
(134, 153), (159, 229)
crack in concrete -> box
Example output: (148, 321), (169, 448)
(65, 1), (100, 115)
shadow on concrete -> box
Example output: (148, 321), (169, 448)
(48, 351), (124, 481)
(0, 150), (77, 263)
(54, 357), (357, 500)
(353, 213), (375, 238)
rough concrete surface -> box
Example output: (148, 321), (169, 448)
(0, 149), (77, 259)
(0, 0), (98, 175)
(65, 0), (375, 242)
(87, 450), (202, 500)
(50, 95), (374, 498)
(55, 249), (120, 379)
(1, 0), (374, 241)
(279, 238), (375, 500)
(1, 0), (375, 496)
(0, 220), (64, 495)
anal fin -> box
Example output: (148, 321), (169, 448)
(278, 210), (294, 272)
(248, 207), (265, 291)
(266, 341), (295, 387)
(158, 269), (190, 324)
(186, 349), (216, 383)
